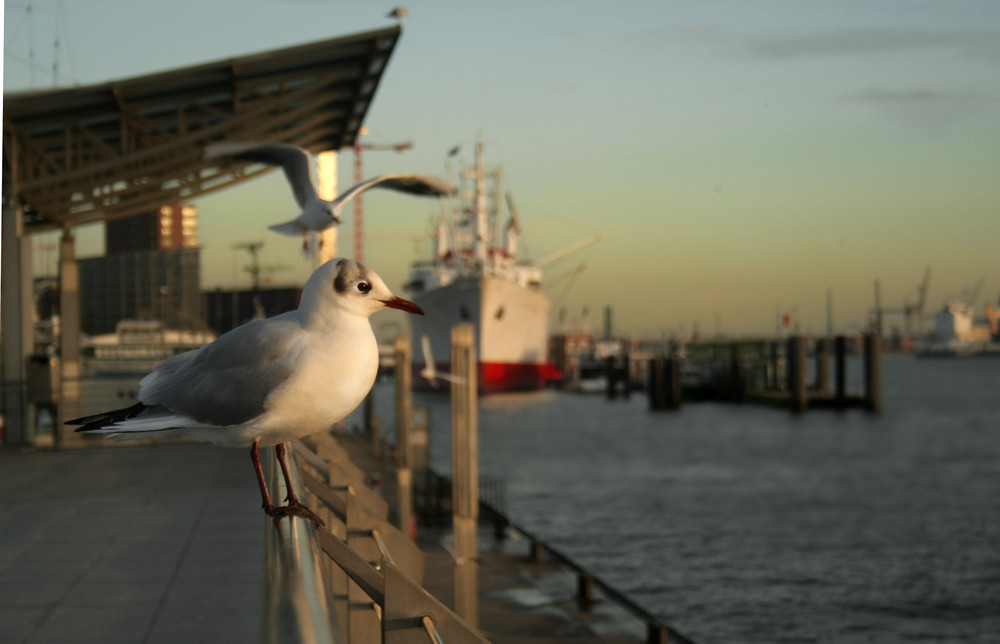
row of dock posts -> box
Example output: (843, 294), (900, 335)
(645, 334), (882, 413)
(383, 326), (481, 629)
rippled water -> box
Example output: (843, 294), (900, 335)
(371, 355), (1000, 643)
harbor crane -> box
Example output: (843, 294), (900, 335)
(960, 276), (985, 307)
(871, 265), (932, 338)
(352, 133), (413, 263)
(231, 240), (291, 291)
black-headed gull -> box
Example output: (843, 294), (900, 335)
(66, 258), (423, 527)
(203, 141), (456, 236)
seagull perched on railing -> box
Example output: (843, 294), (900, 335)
(204, 141), (456, 236)
(66, 258), (424, 527)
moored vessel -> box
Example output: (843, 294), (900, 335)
(405, 140), (560, 391)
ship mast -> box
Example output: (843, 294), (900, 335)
(472, 139), (489, 268)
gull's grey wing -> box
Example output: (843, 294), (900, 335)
(204, 141), (316, 209)
(332, 174), (457, 208)
(138, 315), (298, 426)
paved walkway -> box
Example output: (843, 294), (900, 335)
(1, 438), (643, 644)
(0, 444), (264, 644)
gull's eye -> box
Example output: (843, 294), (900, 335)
(357, 282), (371, 294)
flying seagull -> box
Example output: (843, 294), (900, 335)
(67, 258), (424, 527)
(204, 141), (456, 237)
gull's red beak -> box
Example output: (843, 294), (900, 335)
(381, 296), (424, 315)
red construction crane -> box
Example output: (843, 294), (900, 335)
(352, 136), (413, 262)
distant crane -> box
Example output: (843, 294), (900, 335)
(871, 266), (932, 338)
(960, 276), (985, 307)
(352, 133), (413, 262)
(232, 241), (265, 290)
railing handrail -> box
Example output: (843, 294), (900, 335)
(263, 443), (343, 644)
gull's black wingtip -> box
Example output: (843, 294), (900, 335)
(65, 402), (149, 431)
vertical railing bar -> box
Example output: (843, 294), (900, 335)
(370, 528), (395, 566)
(420, 616), (445, 644)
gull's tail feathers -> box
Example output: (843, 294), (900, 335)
(268, 219), (307, 236)
(66, 403), (195, 436)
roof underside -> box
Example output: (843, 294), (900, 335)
(2, 26), (401, 233)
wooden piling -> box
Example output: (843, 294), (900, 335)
(666, 357), (681, 409)
(730, 346), (743, 402)
(647, 357), (661, 410)
(605, 356), (617, 400)
(450, 324), (479, 626)
(394, 335), (413, 536)
(622, 353), (631, 400)
(787, 336), (807, 413)
(768, 342), (781, 390)
(815, 338), (830, 395)
(576, 575), (595, 609)
(834, 335), (847, 408)
(864, 333), (882, 412)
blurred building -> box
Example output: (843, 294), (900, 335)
(202, 287), (302, 335)
(105, 203), (199, 253)
(79, 204), (203, 335)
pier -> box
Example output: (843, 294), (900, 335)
(642, 334), (882, 413)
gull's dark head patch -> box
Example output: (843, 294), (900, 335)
(333, 260), (350, 294)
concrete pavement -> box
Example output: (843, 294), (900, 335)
(0, 444), (264, 644)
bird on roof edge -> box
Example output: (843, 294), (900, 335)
(66, 258), (424, 528)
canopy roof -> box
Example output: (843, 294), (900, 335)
(2, 26), (401, 233)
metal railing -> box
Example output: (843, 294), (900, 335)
(475, 489), (697, 644)
(262, 435), (488, 644)
(458, 486), (693, 644)
(263, 445), (343, 644)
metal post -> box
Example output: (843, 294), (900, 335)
(394, 335), (413, 538)
(450, 324), (479, 627)
(1, 201), (33, 446)
(57, 227), (83, 443)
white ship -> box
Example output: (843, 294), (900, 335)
(917, 299), (1000, 357)
(405, 141), (563, 392)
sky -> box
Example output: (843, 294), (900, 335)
(4, 0), (999, 339)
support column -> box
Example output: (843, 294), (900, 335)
(450, 324), (478, 627)
(1, 202), (34, 445)
(316, 150), (338, 265)
(57, 228), (83, 444)
(394, 334), (413, 538)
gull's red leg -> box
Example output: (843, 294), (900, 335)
(251, 440), (324, 528)
(251, 439), (277, 512)
(275, 443), (302, 504)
